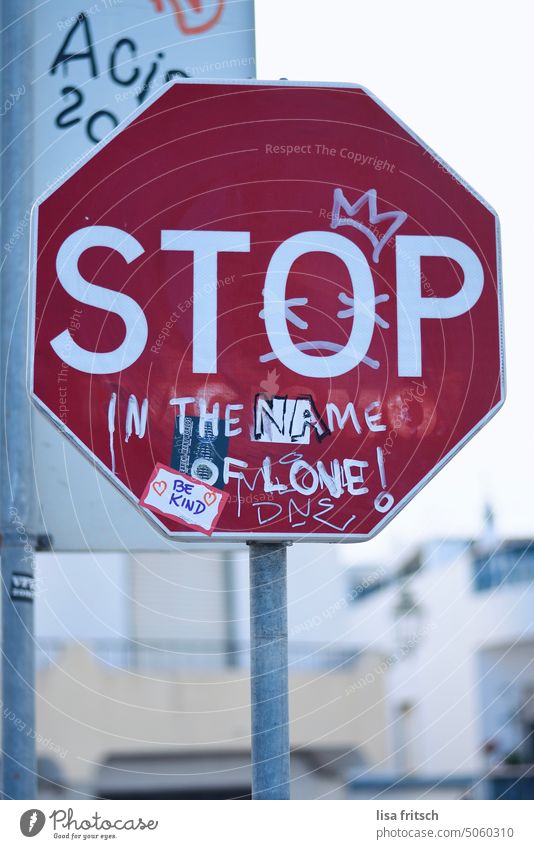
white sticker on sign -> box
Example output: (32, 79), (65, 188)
(140, 463), (228, 535)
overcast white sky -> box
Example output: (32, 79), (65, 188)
(254, 0), (534, 563)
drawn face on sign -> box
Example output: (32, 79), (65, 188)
(31, 81), (504, 541)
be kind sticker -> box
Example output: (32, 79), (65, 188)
(140, 464), (228, 535)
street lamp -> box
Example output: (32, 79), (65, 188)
(393, 586), (424, 654)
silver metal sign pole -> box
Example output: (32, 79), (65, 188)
(1, 0), (37, 799)
(248, 542), (290, 799)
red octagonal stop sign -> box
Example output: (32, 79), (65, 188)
(31, 80), (504, 541)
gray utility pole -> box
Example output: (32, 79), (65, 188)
(1, 1), (38, 799)
(248, 542), (290, 799)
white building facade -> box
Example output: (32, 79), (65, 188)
(344, 535), (534, 799)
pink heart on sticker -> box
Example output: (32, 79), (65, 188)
(203, 491), (217, 506)
(152, 480), (167, 496)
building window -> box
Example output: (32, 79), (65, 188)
(473, 543), (534, 591)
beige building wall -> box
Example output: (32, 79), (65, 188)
(36, 646), (388, 790)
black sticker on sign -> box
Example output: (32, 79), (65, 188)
(170, 416), (228, 490)
(11, 573), (35, 602)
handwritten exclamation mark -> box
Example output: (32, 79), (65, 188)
(374, 447), (394, 514)
(376, 447), (387, 488)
